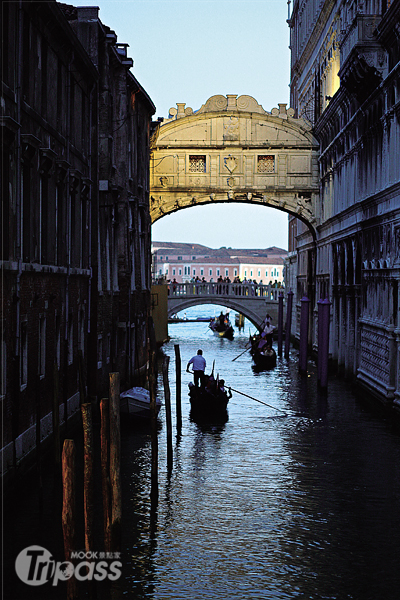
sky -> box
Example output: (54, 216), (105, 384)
(73, 0), (292, 249)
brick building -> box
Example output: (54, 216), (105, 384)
(1, 1), (155, 481)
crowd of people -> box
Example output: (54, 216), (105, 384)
(166, 276), (283, 295)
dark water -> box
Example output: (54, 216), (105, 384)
(4, 304), (400, 599)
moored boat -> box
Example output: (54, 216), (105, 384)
(169, 316), (212, 323)
(120, 386), (162, 418)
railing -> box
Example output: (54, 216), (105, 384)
(340, 14), (381, 67)
(168, 282), (284, 301)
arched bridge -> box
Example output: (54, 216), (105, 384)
(150, 94), (319, 235)
(168, 282), (284, 329)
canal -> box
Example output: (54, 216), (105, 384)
(4, 304), (400, 599)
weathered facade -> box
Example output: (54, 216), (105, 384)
(1, 0), (155, 482)
(287, 0), (400, 407)
(64, 5), (155, 398)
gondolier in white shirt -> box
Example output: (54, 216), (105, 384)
(187, 349), (206, 388)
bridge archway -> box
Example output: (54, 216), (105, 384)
(167, 281), (282, 330)
(150, 94), (319, 236)
(168, 298), (268, 330)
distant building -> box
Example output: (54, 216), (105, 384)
(152, 242), (287, 284)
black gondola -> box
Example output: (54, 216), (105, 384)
(249, 333), (277, 369)
(209, 315), (234, 339)
(188, 382), (231, 422)
(252, 346), (277, 369)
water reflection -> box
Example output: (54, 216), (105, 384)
(4, 304), (400, 600)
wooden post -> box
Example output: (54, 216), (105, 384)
(100, 397), (111, 552)
(163, 356), (173, 471)
(53, 363), (60, 468)
(174, 344), (182, 433)
(81, 403), (94, 556)
(318, 299), (331, 389)
(62, 439), (77, 600)
(149, 351), (158, 508)
(278, 291), (284, 357)
(284, 289), (294, 359)
(109, 372), (121, 551)
(299, 297), (311, 374)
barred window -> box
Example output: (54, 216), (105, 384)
(257, 155), (275, 173)
(189, 155), (206, 173)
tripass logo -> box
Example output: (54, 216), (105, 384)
(15, 545), (122, 586)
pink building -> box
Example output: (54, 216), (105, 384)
(152, 243), (287, 284)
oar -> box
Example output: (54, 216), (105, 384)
(232, 344), (250, 362)
(229, 386), (288, 415)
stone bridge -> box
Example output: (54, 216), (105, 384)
(168, 282), (284, 329)
(150, 94), (320, 235)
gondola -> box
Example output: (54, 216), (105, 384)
(188, 381), (231, 422)
(209, 316), (234, 339)
(252, 346), (277, 369)
(249, 333), (277, 370)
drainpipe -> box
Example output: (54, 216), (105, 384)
(87, 83), (95, 345)
(15, 1), (23, 352)
(12, 0), (24, 470)
(64, 51), (74, 428)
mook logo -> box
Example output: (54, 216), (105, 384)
(15, 545), (122, 586)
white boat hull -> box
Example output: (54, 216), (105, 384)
(120, 387), (162, 418)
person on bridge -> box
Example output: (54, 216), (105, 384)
(187, 349), (206, 388)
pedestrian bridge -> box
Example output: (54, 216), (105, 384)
(168, 282), (284, 329)
(150, 94), (319, 234)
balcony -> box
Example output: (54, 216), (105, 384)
(339, 14), (388, 99)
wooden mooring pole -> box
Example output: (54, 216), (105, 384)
(284, 289), (294, 359)
(149, 351), (158, 508)
(62, 439), (77, 600)
(163, 355), (173, 472)
(81, 403), (94, 556)
(109, 372), (121, 551)
(174, 344), (182, 433)
(278, 291), (284, 357)
(299, 296), (311, 374)
(100, 397), (111, 552)
(317, 299), (331, 389)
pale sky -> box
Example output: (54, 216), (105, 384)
(73, 0), (292, 249)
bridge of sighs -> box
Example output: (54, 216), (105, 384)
(150, 94), (320, 232)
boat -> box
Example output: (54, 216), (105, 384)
(188, 381), (231, 422)
(209, 314), (234, 339)
(120, 386), (162, 418)
(249, 333), (277, 369)
(252, 346), (277, 369)
(168, 316), (212, 323)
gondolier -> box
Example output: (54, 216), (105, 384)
(187, 349), (206, 388)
